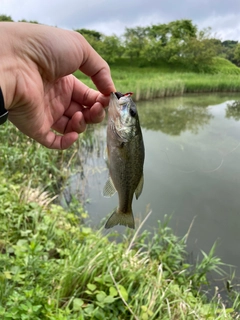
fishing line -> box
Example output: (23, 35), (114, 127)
(162, 148), (198, 173)
(162, 140), (240, 174)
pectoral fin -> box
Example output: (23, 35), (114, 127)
(103, 177), (116, 197)
(135, 174), (144, 200)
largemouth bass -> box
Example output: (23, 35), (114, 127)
(103, 92), (145, 229)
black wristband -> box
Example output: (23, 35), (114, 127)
(0, 87), (8, 125)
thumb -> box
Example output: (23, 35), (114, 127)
(77, 35), (116, 94)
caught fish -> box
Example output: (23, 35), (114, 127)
(103, 92), (145, 229)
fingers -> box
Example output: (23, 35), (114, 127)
(52, 102), (105, 133)
(68, 76), (108, 124)
(81, 102), (106, 124)
(46, 101), (105, 150)
(76, 34), (116, 95)
(71, 75), (110, 108)
(52, 111), (87, 134)
(43, 131), (79, 150)
(91, 67), (116, 96)
(46, 101), (105, 149)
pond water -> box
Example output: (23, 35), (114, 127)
(62, 93), (240, 279)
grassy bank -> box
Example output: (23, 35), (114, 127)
(75, 58), (240, 101)
(1, 123), (240, 319)
(0, 174), (239, 319)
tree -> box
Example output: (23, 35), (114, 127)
(222, 40), (238, 48)
(75, 29), (103, 53)
(181, 38), (220, 71)
(164, 20), (198, 62)
(221, 40), (238, 64)
(98, 35), (123, 63)
(141, 38), (165, 63)
(123, 26), (148, 61)
(0, 14), (13, 22)
(147, 23), (170, 46)
(143, 23), (171, 63)
(143, 20), (198, 64)
(168, 19), (197, 41)
(234, 43), (240, 66)
(18, 19), (39, 24)
(75, 28), (102, 41)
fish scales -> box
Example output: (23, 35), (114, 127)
(103, 92), (145, 229)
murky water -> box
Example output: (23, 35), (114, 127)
(62, 93), (240, 277)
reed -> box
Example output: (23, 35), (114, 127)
(74, 62), (240, 101)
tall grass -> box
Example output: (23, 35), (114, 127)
(74, 58), (240, 101)
(0, 177), (239, 319)
(0, 121), (89, 194)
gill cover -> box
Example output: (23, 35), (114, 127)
(109, 92), (138, 142)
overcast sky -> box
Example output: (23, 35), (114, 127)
(2, 0), (240, 41)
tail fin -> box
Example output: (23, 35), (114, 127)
(105, 208), (135, 229)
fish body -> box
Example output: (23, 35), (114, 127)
(103, 92), (144, 229)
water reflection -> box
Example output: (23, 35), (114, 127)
(138, 96), (213, 135)
(226, 100), (240, 121)
(62, 93), (240, 280)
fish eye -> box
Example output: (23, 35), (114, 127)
(130, 106), (137, 117)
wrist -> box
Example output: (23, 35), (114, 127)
(0, 23), (20, 112)
(0, 87), (8, 125)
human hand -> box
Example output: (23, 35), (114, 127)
(0, 22), (116, 149)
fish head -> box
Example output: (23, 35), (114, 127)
(108, 92), (139, 142)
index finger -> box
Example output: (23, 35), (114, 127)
(77, 34), (116, 95)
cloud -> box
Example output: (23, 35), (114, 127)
(199, 13), (240, 41)
(84, 13), (165, 36)
(1, 0), (240, 40)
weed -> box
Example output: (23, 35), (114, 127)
(0, 176), (239, 319)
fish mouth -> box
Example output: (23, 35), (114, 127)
(109, 92), (121, 121)
(113, 92), (133, 100)
(109, 92), (134, 124)
(114, 92), (124, 99)
(110, 92), (120, 107)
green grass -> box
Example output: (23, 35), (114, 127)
(211, 57), (240, 75)
(0, 122), (240, 319)
(0, 122), (87, 194)
(0, 175), (239, 319)
(1, 60), (240, 318)
(75, 57), (240, 101)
